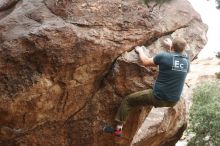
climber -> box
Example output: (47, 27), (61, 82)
(104, 37), (190, 137)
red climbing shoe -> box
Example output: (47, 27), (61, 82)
(114, 128), (122, 137)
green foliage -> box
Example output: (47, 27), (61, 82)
(215, 52), (220, 79)
(188, 81), (220, 146)
(216, 52), (220, 58)
(216, 0), (220, 9)
(216, 72), (220, 79)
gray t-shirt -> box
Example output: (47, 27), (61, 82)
(153, 52), (190, 102)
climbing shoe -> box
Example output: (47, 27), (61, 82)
(103, 126), (122, 137)
(114, 128), (122, 137)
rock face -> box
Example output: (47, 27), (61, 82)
(0, 0), (207, 146)
(132, 99), (187, 146)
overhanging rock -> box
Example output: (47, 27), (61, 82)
(0, 0), (207, 146)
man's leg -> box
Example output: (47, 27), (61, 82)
(115, 89), (155, 123)
(152, 98), (177, 107)
(114, 89), (155, 136)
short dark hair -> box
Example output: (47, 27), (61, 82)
(172, 38), (186, 53)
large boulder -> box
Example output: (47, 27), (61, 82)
(0, 0), (207, 146)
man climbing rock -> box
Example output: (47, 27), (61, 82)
(112, 38), (190, 137)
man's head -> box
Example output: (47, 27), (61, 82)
(172, 38), (186, 53)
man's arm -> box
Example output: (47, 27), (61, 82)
(161, 38), (173, 52)
(163, 38), (172, 47)
(135, 46), (156, 66)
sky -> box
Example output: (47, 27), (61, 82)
(189, 0), (220, 59)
